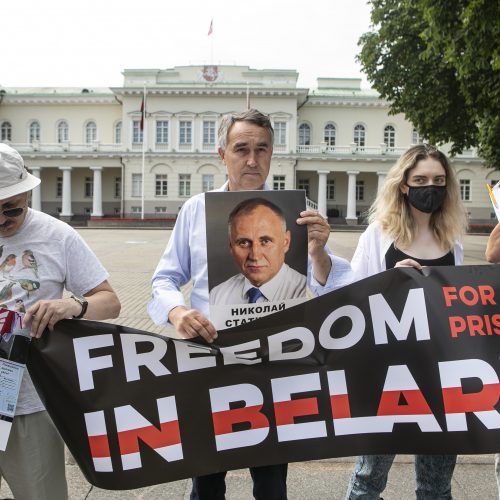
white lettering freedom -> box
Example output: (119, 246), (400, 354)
(74, 288), (429, 391)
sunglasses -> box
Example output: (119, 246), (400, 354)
(1, 207), (25, 218)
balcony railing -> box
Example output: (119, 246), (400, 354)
(273, 144), (288, 154)
(8, 141), (480, 159)
(297, 144), (408, 156)
(306, 198), (318, 211)
(297, 144), (480, 159)
(12, 142), (124, 154)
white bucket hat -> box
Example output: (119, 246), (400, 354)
(0, 143), (40, 199)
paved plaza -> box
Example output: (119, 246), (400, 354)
(2, 229), (497, 499)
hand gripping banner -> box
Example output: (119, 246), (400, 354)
(27, 265), (500, 490)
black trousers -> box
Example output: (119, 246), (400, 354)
(190, 464), (288, 500)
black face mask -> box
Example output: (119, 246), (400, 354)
(405, 185), (447, 213)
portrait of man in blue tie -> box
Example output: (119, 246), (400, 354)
(209, 197), (307, 306)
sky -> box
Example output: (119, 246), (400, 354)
(2, 0), (373, 90)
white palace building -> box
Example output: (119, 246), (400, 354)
(0, 65), (497, 224)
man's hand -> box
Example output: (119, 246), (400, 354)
(23, 298), (82, 339)
(297, 210), (330, 256)
(168, 306), (218, 343)
(296, 210), (332, 285)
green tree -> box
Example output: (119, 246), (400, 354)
(358, 0), (500, 169)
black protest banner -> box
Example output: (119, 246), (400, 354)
(27, 265), (500, 490)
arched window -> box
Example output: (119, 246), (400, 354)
(29, 121), (40, 143)
(1, 121), (12, 142)
(57, 121), (69, 143)
(114, 122), (122, 144)
(353, 124), (365, 149)
(324, 123), (336, 147)
(85, 121), (97, 143)
(298, 123), (311, 146)
(411, 127), (420, 144)
(384, 125), (396, 149)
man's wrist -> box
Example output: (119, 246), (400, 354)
(70, 295), (88, 319)
(168, 305), (187, 326)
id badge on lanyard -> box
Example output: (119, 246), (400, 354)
(0, 308), (30, 450)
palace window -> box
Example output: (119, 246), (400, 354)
(384, 125), (395, 149)
(327, 180), (335, 200)
(85, 121), (97, 144)
(114, 122), (122, 144)
(155, 174), (168, 196)
(84, 177), (93, 197)
(203, 121), (216, 145)
(460, 179), (471, 201)
(273, 175), (286, 190)
(132, 121), (143, 144)
(202, 174), (214, 192)
(298, 179), (310, 198)
(298, 123), (311, 146)
(353, 124), (365, 149)
(1, 122), (12, 142)
(56, 176), (62, 198)
(179, 121), (192, 145)
(324, 124), (336, 147)
(131, 173), (142, 197)
(156, 121), (169, 144)
(356, 180), (365, 201)
(274, 122), (287, 146)
(114, 176), (121, 198)
(57, 121), (69, 143)
(29, 121), (40, 143)
(179, 174), (191, 197)
(411, 127), (420, 145)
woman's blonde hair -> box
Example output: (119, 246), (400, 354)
(369, 144), (468, 249)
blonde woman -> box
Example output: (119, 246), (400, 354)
(346, 144), (468, 499)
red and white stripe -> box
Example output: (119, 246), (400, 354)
(85, 410), (112, 472)
(211, 384), (269, 451)
(272, 373), (326, 441)
(439, 359), (500, 431)
(115, 396), (182, 470)
(328, 366), (441, 436)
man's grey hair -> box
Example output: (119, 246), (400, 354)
(228, 197), (287, 239)
(218, 109), (274, 149)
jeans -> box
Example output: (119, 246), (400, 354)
(345, 454), (457, 499)
(190, 463), (288, 500)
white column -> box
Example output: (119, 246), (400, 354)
(317, 170), (329, 217)
(90, 166), (103, 217)
(377, 171), (387, 194)
(59, 167), (73, 217)
(346, 170), (359, 225)
(30, 167), (42, 212)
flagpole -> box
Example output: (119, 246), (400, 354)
(246, 82), (250, 110)
(141, 85), (146, 220)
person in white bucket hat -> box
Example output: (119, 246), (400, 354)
(0, 143), (121, 499)
(0, 143), (41, 237)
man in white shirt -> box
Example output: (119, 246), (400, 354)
(148, 109), (353, 500)
(209, 197), (307, 305)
